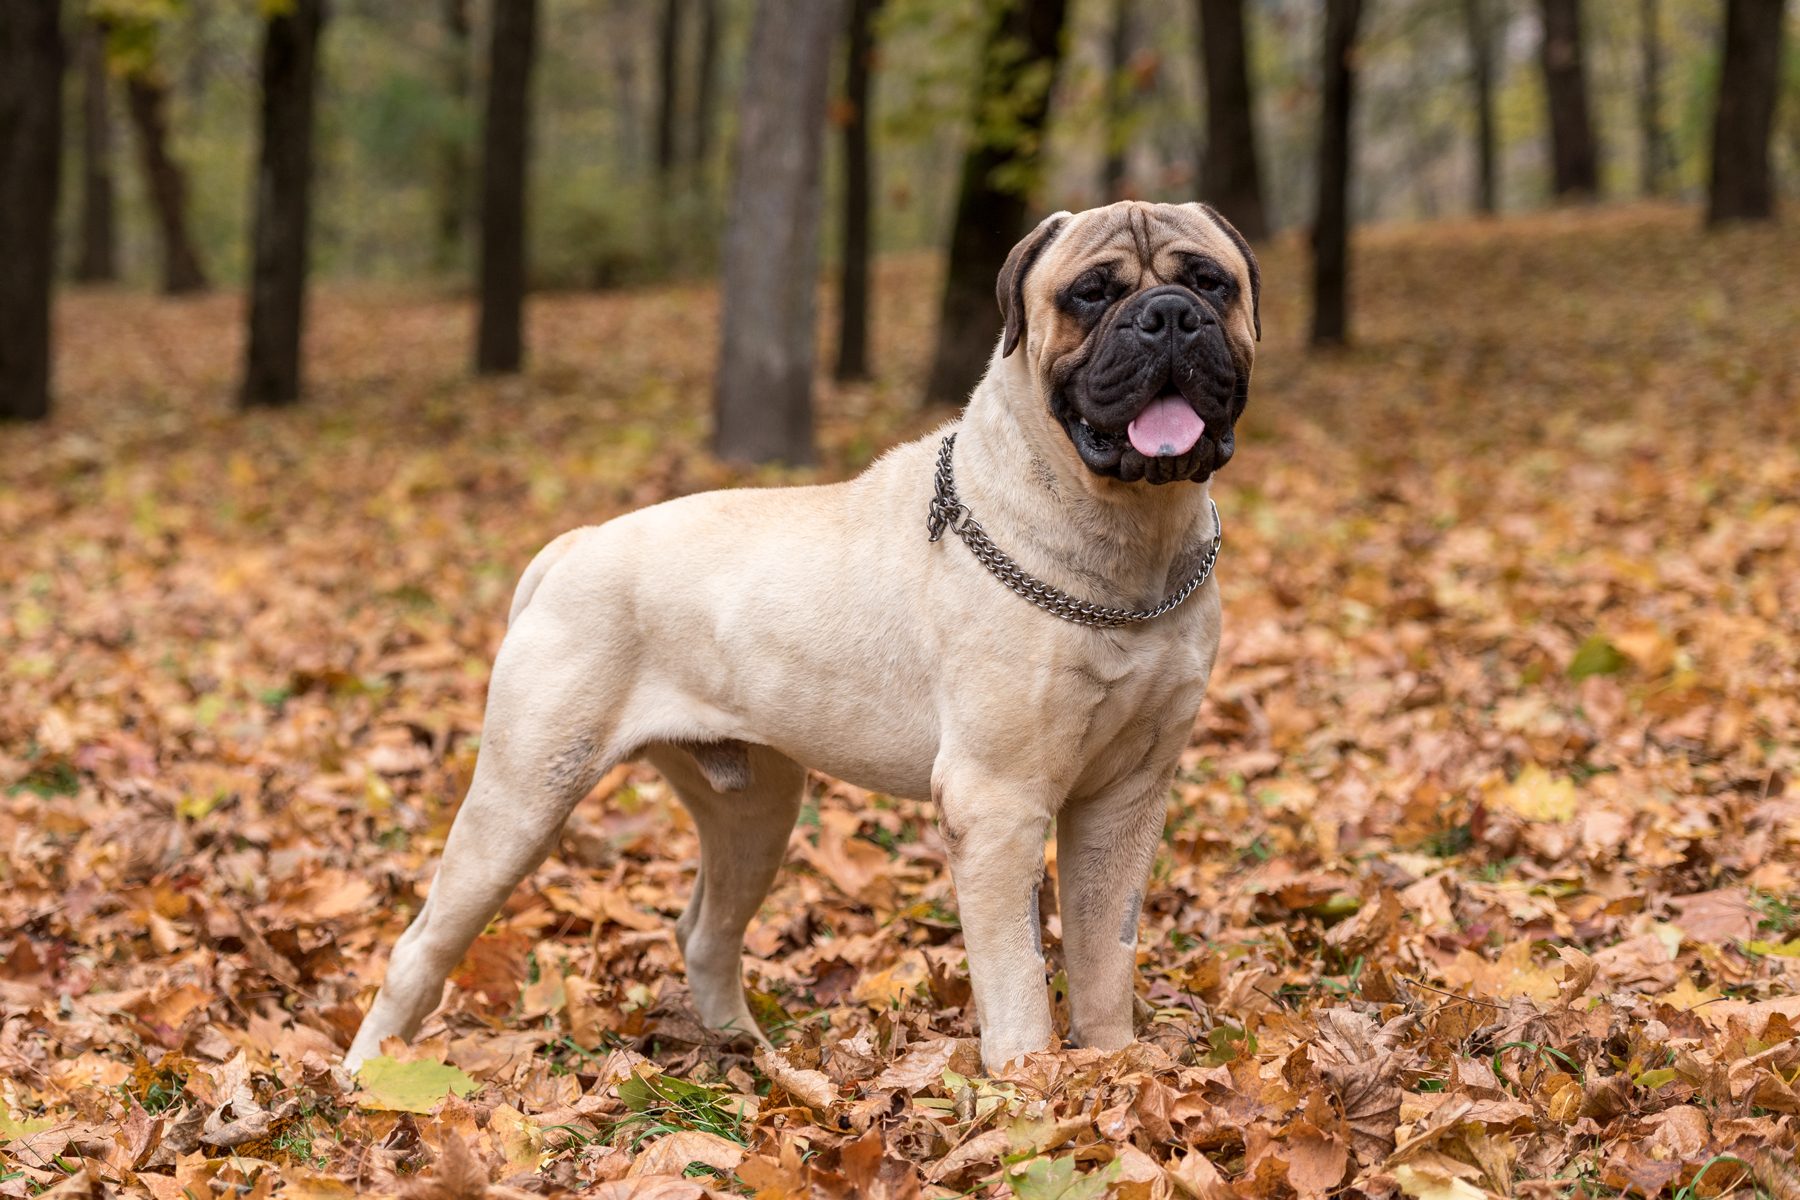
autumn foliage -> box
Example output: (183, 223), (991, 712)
(3, 206), (1798, 1196)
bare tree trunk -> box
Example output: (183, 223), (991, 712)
(76, 23), (119, 283)
(475, 0), (539, 375)
(1538, 0), (1599, 199)
(1195, 0), (1269, 241)
(836, 0), (880, 382)
(1464, 0), (1498, 215)
(0, 0), (63, 421)
(606, 0), (643, 171)
(1310, 0), (1363, 348)
(714, 0), (843, 464)
(1707, 0), (1787, 225)
(1636, 0), (1671, 195)
(1101, 0), (1133, 200)
(923, 0), (1069, 409)
(655, 0), (683, 178)
(242, 0), (327, 408)
(434, 0), (473, 273)
(126, 74), (209, 294)
(691, 0), (720, 168)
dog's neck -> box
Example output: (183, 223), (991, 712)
(953, 350), (1217, 614)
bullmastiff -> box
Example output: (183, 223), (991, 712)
(345, 199), (1260, 1074)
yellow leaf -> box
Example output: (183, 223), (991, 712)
(1491, 765), (1577, 822)
(0, 1098), (53, 1138)
(355, 1055), (478, 1114)
(1395, 1163), (1493, 1200)
(1745, 939), (1800, 958)
(489, 1105), (543, 1173)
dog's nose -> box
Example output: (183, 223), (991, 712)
(1133, 290), (1209, 345)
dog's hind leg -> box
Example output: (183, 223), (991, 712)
(646, 743), (805, 1043)
(344, 599), (623, 1072)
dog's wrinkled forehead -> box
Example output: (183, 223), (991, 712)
(997, 201), (1261, 358)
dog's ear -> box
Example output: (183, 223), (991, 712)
(996, 211), (1070, 358)
(1191, 202), (1260, 341)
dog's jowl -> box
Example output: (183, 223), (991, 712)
(345, 201), (1259, 1074)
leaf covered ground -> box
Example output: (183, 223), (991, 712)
(3, 205), (1799, 1198)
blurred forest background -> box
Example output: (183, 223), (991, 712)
(5, 0), (1800, 1193)
(2, 0), (1796, 446)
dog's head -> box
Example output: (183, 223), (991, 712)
(997, 201), (1259, 486)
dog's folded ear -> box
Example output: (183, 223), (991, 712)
(996, 211), (1071, 358)
(1190, 202), (1261, 341)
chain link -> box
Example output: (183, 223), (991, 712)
(926, 433), (1221, 629)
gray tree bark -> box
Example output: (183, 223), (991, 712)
(836, 0), (881, 382)
(1464, 0), (1498, 215)
(714, 0), (844, 464)
(1310, 0), (1363, 347)
(1637, 0), (1672, 196)
(655, 0), (684, 178)
(475, 0), (539, 374)
(434, 0), (473, 272)
(1706, 0), (1787, 225)
(242, 0), (327, 408)
(77, 23), (119, 283)
(691, 0), (720, 168)
(1196, 0), (1269, 240)
(1101, 0), (1134, 200)
(1539, 0), (1599, 198)
(923, 0), (1069, 409)
(126, 73), (209, 293)
(0, 0), (63, 421)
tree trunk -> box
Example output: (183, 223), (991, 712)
(0, 0), (63, 422)
(1463, 0), (1498, 215)
(836, 0), (880, 382)
(434, 0), (473, 273)
(126, 74), (209, 294)
(1636, 0), (1671, 195)
(1706, 0), (1787, 225)
(714, 0), (843, 464)
(1101, 0), (1133, 200)
(605, 0), (643, 170)
(76, 23), (119, 283)
(1310, 0), (1363, 348)
(655, 0), (683, 178)
(923, 0), (1069, 409)
(1195, 0), (1269, 241)
(691, 0), (720, 168)
(241, 0), (327, 408)
(1538, 0), (1599, 199)
(475, 0), (539, 375)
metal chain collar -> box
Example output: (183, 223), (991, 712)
(925, 433), (1222, 629)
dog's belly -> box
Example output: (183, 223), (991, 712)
(614, 487), (944, 800)
(693, 628), (944, 799)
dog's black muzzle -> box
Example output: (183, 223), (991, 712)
(1052, 284), (1248, 485)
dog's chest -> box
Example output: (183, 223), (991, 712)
(1048, 623), (1215, 789)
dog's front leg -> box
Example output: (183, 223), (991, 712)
(936, 773), (1057, 1072)
(1055, 775), (1171, 1051)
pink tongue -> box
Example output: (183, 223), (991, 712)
(1127, 395), (1206, 458)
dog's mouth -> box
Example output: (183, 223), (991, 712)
(1059, 379), (1238, 486)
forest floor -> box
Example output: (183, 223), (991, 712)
(3, 203), (1799, 1199)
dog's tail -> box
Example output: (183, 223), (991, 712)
(507, 529), (584, 626)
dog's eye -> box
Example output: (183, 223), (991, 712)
(1192, 275), (1228, 295)
(1072, 274), (1109, 305)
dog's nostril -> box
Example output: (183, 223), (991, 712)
(1137, 293), (1205, 342)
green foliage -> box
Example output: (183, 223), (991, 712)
(617, 1070), (749, 1147)
(1007, 1154), (1121, 1200)
(93, 0), (186, 81)
(1568, 635), (1629, 681)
